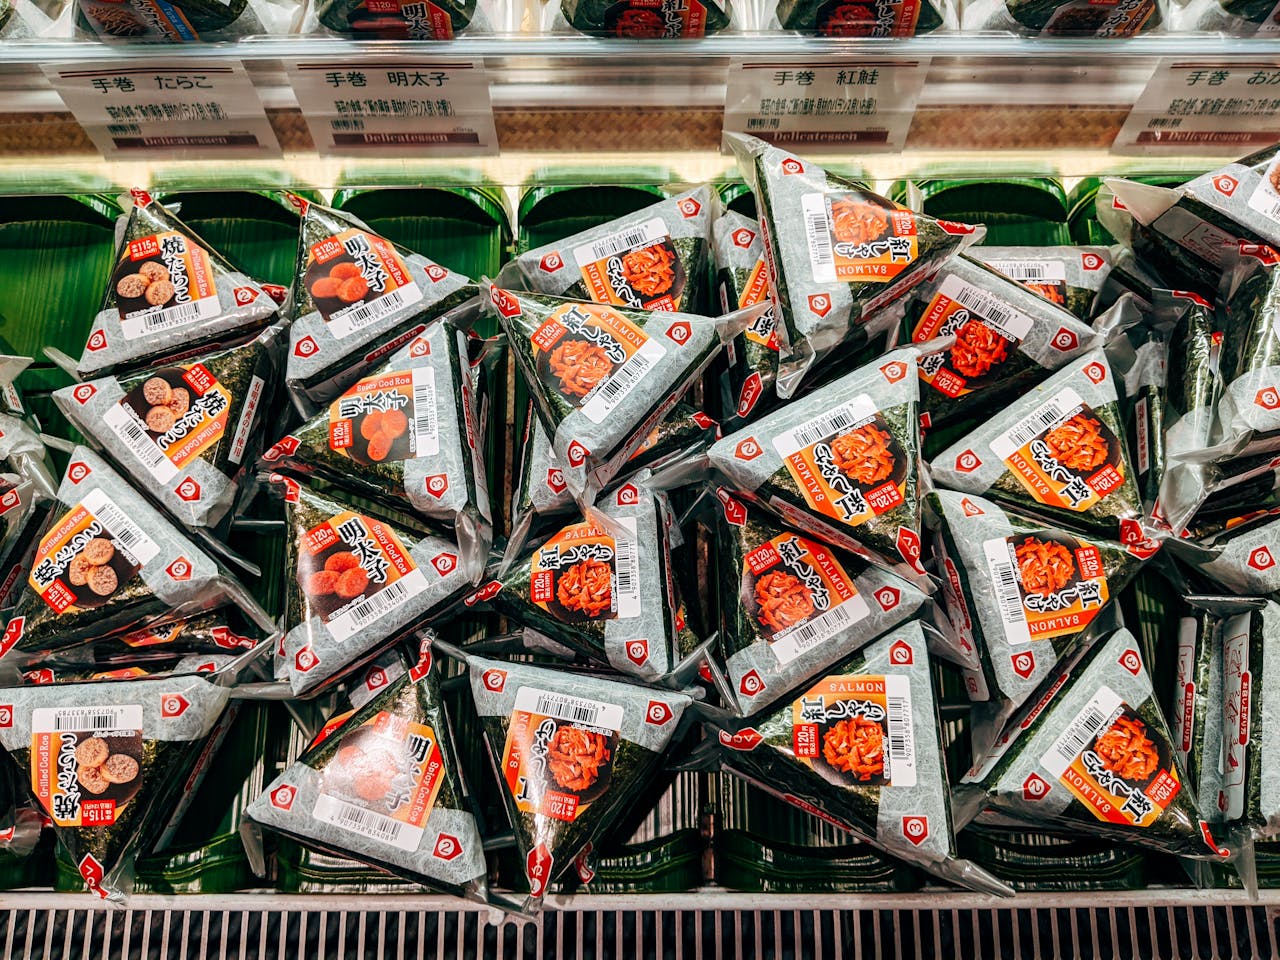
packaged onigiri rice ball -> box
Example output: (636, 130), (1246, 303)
(1211, 242), (1280, 459)
(969, 246), (1114, 319)
(1168, 511), (1280, 600)
(76, 189), (281, 380)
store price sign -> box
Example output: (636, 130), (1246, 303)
(46, 62), (280, 160)
(286, 61), (498, 157)
(723, 61), (929, 152)
(1115, 60), (1280, 154)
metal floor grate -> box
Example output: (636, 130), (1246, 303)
(0, 894), (1277, 959)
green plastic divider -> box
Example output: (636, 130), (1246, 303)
(911, 178), (1073, 246)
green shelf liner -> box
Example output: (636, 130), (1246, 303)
(713, 829), (923, 893)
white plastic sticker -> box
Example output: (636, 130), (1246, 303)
(989, 387), (1085, 462)
(82, 488), (160, 568)
(773, 394), (879, 459)
(983, 537), (1033, 647)
(1040, 685), (1125, 779)
(46, 62), (279, 160)
(935, 274), (1035, 342)
(513, 686), (624, 732)
(286, 60), (498, 158)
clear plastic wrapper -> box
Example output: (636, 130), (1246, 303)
(706, 485), (929, 716)
(486, 283), (733, 503)
(268, 475), (474, 697)
(465, 481), (699, 684)
(931, 348), (1149, 543)
(69, 0), (300, 39)
(500, 188), (714, 314)
(0, 672), (234, 901)
(958, 627), (1231, 863)
(926, 489), (1150, 751)
(726, 133), (982, 399)
(281, 193), (475, 416)
(899, 255), (1100, 430)
(708, 346), (926, 581)
(75, 189), (281, 381)
(1, 447), (273, 668)
(460, 652), (694, 913)
(263, 317), (492, 574)
(1170, 512), (1280, 599)
(706, 621), (1012, 896)
(55, 324), (281, 532)
(243, 642), (493, 906)
(0, 0), (60, 36)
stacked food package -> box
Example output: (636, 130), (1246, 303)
(7, 137), (1280, 912)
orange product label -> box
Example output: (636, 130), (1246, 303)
(989, 387), (1125, 513)
(605, 0), (708, 37)
(771, 395), (906, 530)
(328, 367), (437, 463)
(501, 686), (624, 822)
(791, 673), (915, 786)
(742, 533), (868, 665)
(573, 217), (686, 311)
(1039, 687), (1179, 827)
(114, 231), (219, 338)
(742, 298), (779, 351)
(31, 704), (145, 828)
(739, 259), (773, 311)
(529, 519), (640, 623)
(801, 192), (918, 284)
(817, 0), (922, 35)
(312, 711), (445, 851)
(298, 510), (427, 642)
(983, 534), (1110, 646)
(305, 228), (423, 337)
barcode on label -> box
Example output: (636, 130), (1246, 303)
(938, 275), (1034, 341)
(981, 259), (1067, 283)
(577, 217), (669, 265)
(33, 704), (143, 733)
(148, 300), (204, 331)
(515, 687), (625, 732)
(611, 517), (642, 619)
(83, 488), (161, 568)
(1247, 171), (1280, 225)
(1040, 685), (1123, 778)
(330, 291), (403, 334)
(313, 795), (422, 852)
(580, 339), (666, 426)
(983, 538), (1032, 646)
(774, 394), (878, 457)
(613, 537), (636, 607)
(990, 387), (1084, 460)
(120, 294), (219, 340)
(349, 580), (410, 629)
(103, 403), (177, 483)
(883, 675), (916, 787)
(410, 366), (439, 458)
(801, 194), (836, 284)
(769, 589), (870, 666)
(327, 568), (428, 642)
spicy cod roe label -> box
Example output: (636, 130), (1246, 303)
(773, 394), (907, 530)
(913, 275), (1034, 399)
(29, 489), (160, 614)
(328, 367), (438, 465)
(306, 229), (424, 340)
(743, 532), (870, 665)
(312, 710), (447, 852)
(102, 363), (232, 485)
(113, 231), (219, 340)
(531, 302), (666, 426)
(983, 534), (1110, 646)
(574, 217), (686, 311)
(801, 192), (918, 284)
(1039, 685), (1180, 828)
(791, 674), (916, 787)
(989, 387), (1125, 512)
(299, 511), (429, 642)
(530, 519), (640, 624)
(31, 704), (145, 828)
(501, 686), (624, 823)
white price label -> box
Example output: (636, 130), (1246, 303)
(46, 62), (279, 161)
(723, 61), (929, 154)
(287, 60), (497, 158)
(1115, 60), (1280, 154)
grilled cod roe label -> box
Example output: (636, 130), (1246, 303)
(114, 231), (220, 340)
(529, 518), (641, 624)
(742, 532), (870, 665)
(982, 534), (1110, 646)
(298, 510), (429, 642)
(306, 229), (424, 340)
(800, 192), (918, 285)
(31, 704), (144, 828)
(913, 275), (1034, 399)
(102, 363), (232, 485)
(791, 674), (916, 788)
(989, 387), (1125, 512)
(29, 489), (160, 614)
(1040, 685), (1180, 828)
(772, 394), (906, 530)
(312, 710), (446, 852)
(328, 368), (439, 464)
(531, 302), (667, 426)
(573, 217), (686, 311)
(501, 686), (624, 823)
(1222, 616), (1251, 820)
